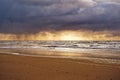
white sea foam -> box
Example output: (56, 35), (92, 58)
(0, 41), (120, 64)
(11, 53), (20, 55)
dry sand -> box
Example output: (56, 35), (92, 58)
(0, 53), (120, 80)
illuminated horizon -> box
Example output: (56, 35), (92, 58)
(0, 30), (120, 41)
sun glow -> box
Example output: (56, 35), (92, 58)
(60, 32), (84, 40)
(60, 35), (80, 40)
(0, 30), (120, 41)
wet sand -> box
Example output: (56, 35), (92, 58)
(0, 53), (120, 80)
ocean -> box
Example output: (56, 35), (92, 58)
(0, 41), (120, 64)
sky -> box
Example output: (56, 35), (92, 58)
(0, 0), (120, 40)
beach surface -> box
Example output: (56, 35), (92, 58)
(0, 53), (120, 80)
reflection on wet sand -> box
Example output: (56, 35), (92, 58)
(0, 48), (120, 64)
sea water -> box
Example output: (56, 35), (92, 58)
(0, 41), (120, 64)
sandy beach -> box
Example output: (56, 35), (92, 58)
(0, 53), (120, 80)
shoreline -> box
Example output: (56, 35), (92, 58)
(0, 49), (120, 66)
(0, 53), (120, 80)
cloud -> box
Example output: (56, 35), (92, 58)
(0, 0), (120, 36)
(95, 0), (120, 3)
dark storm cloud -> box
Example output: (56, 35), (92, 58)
(0, 0), (120, 34)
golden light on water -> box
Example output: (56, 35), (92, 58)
(0, 30), (120, 41)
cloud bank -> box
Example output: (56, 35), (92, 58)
(0, 0), (120, 40)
